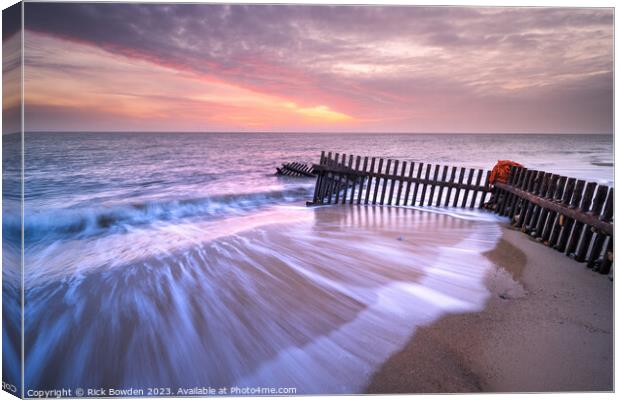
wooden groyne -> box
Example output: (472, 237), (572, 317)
(490, 166), (614, 274)
(303, 151), (613, 275)
(308, 151), (492, 208)
(276, 162), (316, 177)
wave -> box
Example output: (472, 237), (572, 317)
(9, 186), (314, 242)
(23, 205), (503, 391)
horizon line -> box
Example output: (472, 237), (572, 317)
(4, 131), (614, 135)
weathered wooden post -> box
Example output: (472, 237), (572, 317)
(565, 182), (597, 256)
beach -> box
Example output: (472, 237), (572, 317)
(18, 199), (613, 393)
(366, 224), (613, 393)
(12, 132), (614, 393)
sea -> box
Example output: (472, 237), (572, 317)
(2, 132), (614, 394)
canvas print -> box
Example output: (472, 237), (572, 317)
(1, 1), (614, 397)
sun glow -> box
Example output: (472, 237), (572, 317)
(24, 31), (356, 130)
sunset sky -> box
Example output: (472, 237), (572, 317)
(6, 3), (615, 133)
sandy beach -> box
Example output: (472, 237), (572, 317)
(366, 223), (613, 393)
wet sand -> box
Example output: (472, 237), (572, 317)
(366, 224), (613, 393)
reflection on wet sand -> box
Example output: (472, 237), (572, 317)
(25, 205), (502, 394)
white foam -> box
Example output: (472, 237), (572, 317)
(234, 212), (501, 394)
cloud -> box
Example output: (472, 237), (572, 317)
(23, 3), (613, 133)
(2, 2), (21, 40)
(23, 32), (357, 132)
(3, 32), (21, 134)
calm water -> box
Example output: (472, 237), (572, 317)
(2, 132), (613, 393)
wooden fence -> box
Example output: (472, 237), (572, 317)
(306, 152), (614, 275)
(276, 162), (316, 177)
(309, 151), (492, 208)
(490, 166), (614, 274)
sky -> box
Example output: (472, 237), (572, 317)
(5, 3), (615, 133)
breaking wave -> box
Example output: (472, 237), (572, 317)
(13, 186), (314, 242)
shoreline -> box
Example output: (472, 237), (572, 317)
(365, 223), (613, 393)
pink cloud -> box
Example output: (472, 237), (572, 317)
(23, 4), (613, 133)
